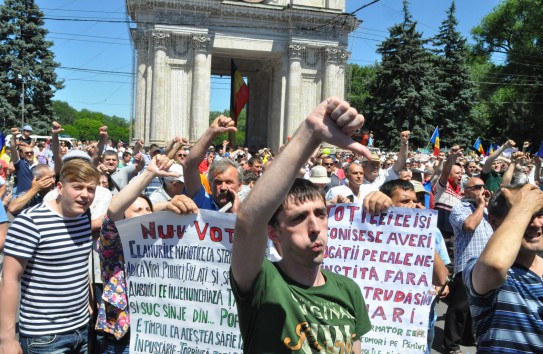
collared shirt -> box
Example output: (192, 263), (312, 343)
(149, 186), (172, 205)
(111, 165), (136, 193)
(449, 200), (493, 274)
(363, 167), (399, 188)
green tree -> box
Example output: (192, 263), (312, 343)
(471, 0), (543, 144)
(346, 63), (377, 114)
(432, 1), (478, 147)
(209, 109), (246, 147)
(364, 0), (437, 149)
(51, 101), (130, 142)
(52, 101), (78, 125)
(0, 0), (63, 132)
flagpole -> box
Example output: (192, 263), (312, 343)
(229, 59), (236, 146)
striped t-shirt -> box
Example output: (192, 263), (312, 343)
(4, 202), (92, 336)
(464, 257), (543, 353)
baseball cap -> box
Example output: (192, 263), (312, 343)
(164, 164), (184, 183)
(22, 125), (33, 131)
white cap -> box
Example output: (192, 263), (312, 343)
(164, 163), (184, 183)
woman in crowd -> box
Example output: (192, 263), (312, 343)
(95, 154), (198, 353)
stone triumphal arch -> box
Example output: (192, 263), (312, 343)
(127, 0), (359, 151)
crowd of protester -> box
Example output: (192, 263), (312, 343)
(0, 98), (542, 354)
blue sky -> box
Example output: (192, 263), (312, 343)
(28, 0), (502, 120)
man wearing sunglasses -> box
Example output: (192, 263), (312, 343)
(443, 177), (493, 353)
(321, 155), (341, 192)
(9, 128), (37, 198)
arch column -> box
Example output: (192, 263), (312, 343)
(322, 46), (350, 99)
(190, 35), (212, 142)
(133, 31), (148, 141)
(150, 30), (171, 143)
(285, 44), (304, 138)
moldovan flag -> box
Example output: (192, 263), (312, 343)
(0, 132), (5, 155)
(230, 59), (249, 125)
(473, 137), (486, 157)
(487, 143), (498, 156)
(429, 127), (440, 156)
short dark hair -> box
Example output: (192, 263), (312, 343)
(268, 178), (325, 227)
(103, 150), (118, 160)
(242, 171), (258, 185)
(379, 179), (414, 198)
(248, 157), (263, 166)
(488, 184), (526, 220)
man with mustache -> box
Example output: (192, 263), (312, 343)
(183, 116), (242, 213)
(463, 183), (543, 352)
(231, 97), (372, 353)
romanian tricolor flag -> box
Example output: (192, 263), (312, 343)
(230, 59), (249, 125)
(429, 127), (440, 156)
(486, 143), (498, 156)
(0, 132), (5, 156)
(473, 137), (485, 157)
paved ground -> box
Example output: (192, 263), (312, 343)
(431, 300), (476, 354)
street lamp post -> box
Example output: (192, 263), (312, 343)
(18, 74), (25, 126)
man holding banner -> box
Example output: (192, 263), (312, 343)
(232, 97), (372, 353)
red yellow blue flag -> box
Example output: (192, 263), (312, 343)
(230, 59), (249, 125)
(473, 137), (486, 157)
(429, 127), (440, 156)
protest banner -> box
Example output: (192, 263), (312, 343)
(116, 210), (242, 354)
(325, 204), (437, 354)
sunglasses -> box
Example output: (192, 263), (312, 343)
(178, 154), (187, 158)
(24, 151), (34, 155)
(467, 184), (485, 190)
(323, 163), (334, 166)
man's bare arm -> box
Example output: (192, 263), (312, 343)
(0, 256), (27, 354)
(232, 97), (370, 295)
(91, 126), (108, 167)
(8, 177), (53, 216)
(9, 128), (20, 165)
(184, 116), (236, 198)
(392, 130), (409, 174)
(472, 184), (543, 294)
(438, 146), (462, 186)
(51, 122), (63, 175)
(482, 139), (515, 174)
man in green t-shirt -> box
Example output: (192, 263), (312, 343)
(230, 97), (373, 353)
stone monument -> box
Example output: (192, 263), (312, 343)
(127, 0), (359, 150)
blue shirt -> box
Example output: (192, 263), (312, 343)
(435, 229), (451, 265)
(191, 185), (218, 211)
(449, 200), (493, 275)
(14, 159), (35, 196)
(464, 257), (543, 353)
